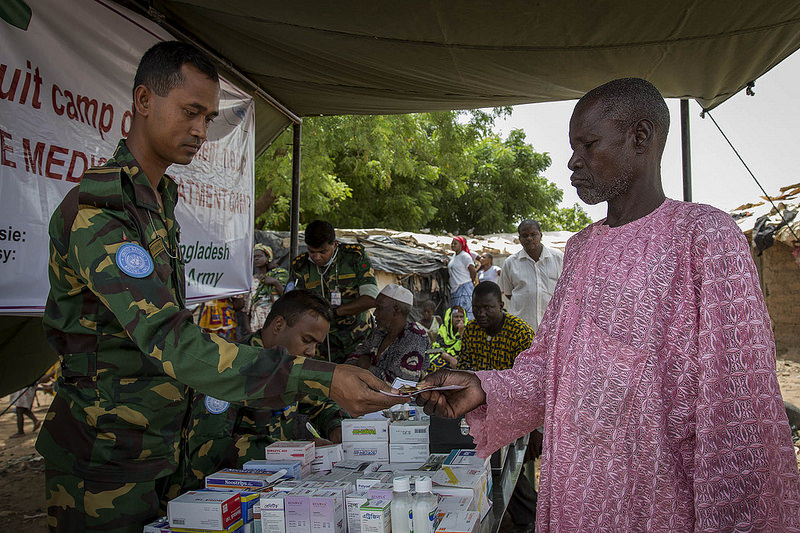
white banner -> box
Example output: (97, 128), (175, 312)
(0, 0), (255, 315)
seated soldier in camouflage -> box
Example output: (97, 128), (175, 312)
(181, 290), (348, 491)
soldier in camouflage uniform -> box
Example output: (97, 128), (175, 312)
(291, 220), (379, 363)
(36, 42), (402, 533)
(180, 290), (348, 491)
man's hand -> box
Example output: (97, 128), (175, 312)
(330, 364), (408, 416)
(415, 369), (486, 419)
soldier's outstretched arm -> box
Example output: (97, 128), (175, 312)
(329, 365), (408, 416)
(62, 206), (335, 408)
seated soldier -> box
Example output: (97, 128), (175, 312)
(348, 284), (431, 382)
(180, 290), (347, 491)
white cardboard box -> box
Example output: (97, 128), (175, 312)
(167, 491), (242, 530)
(284, 488), (316, 533)
(389, 421), (430, 444)
(266, 441), (316, 466)
(205, 469), (284, 491)
(341, 419), (390, 442)
(311, 443), (343, 473)
(244, 459), (304, 480)
(259, 492), (287, 533)
(310, 489), (346, 533)
(431, 467), (490, 517)
(345, 491), (369, 533)
(342, 441), (389, 463)
(359, 499), (391, 533)
(390, 442), (430, 463)
(435, 511), (480, 533)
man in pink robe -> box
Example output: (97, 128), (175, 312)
(418, 78), (800, 532)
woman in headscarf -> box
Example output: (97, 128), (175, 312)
(246, 244), (289, 333)
(446, 236), (477, 319)
(428, 305), (467, 371)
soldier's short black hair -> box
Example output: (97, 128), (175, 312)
(305, 220), (336, 248)
(264, 289), (333, 328)
(518, 219), (541, 233)
(473, 281), (502, 303)
(133, 41), (219, 100)
(577, 78), (670, 155)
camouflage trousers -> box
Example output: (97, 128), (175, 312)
(44, 467), (175, 532)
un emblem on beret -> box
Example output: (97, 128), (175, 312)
(115, 243), (154, 278)
(204, 395), (230, 414)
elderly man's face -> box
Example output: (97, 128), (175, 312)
(567, 99), (635, 205)
(373, 294), (397, 330)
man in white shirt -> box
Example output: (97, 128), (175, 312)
(498, 220), (564, 331)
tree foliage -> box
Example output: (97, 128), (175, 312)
(254, 109), (591, 233)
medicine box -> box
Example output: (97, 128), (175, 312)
(389, 421), (430, 443)
(243, 459), (304, 480)
(359, 499), (391, 533)
(390, 442), (430, 463)
(167, 491), (242, 531)
(437, 495), (474, 513)
(311, 443), (343, 473)
(366, 483), (393, 502)
(171, 519), (244, 533)
(258, 491), (287, 533)
(442, 450), (490, 470)
(345, 490), (369, 533)
(205, 469), (283, 491)
(431, 467), (490, 516)
(341, 419), (389, 442)
(265, 441), (316, 465)
(310, 489), (346, 533)
(435, 511), (480, 533)
(342, 441), (389, 462)
(284, 488), (316, 533)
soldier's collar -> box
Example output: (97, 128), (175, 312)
(114, 140), (177, 213)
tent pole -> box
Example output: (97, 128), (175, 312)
(680, 99), (692, 202)
(290, 121), (303, 263)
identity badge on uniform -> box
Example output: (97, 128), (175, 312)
(115, 243), (154, 278)
(330, 291), (342, 307)
(204, 395), (230, 414)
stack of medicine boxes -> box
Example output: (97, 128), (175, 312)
(340, 418), (390, 462)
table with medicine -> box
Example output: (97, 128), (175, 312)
(146, 387), (527, 533)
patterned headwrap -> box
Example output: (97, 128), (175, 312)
(254, 243), (273, 261)
(452, 236), (470, 255)
(432, 305), (466, 357)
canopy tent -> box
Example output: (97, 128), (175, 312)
(118, 0), (800, 153)
(4, 1), (800, 396)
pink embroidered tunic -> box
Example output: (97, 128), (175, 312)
(466, 199), (800, 531)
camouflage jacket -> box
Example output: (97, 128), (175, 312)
(291, 243), (378, 362)
(183, 333), (348, 490)
(36, 140), (336, 482)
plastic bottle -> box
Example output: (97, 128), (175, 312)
(412, 476), (438, 533)
(391, 475), (414, 533)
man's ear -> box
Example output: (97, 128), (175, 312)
(632, 118), (654, 153)
(133, 85), (152, 117)
(271, 315), (287, 333)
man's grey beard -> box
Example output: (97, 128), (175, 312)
(576, 166), (634, 205)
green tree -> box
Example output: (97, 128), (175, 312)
(253, 110), (591, 233)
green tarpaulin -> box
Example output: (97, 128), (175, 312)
(5, 0), (800, 394)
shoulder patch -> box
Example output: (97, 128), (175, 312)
(204, 395), (230, 414)
(115, 243), (154, 278)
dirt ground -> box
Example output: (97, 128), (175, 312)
(3, 359), (800, 533)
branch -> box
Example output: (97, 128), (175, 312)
(254, 187), (277, 220)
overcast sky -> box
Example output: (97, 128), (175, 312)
(492, 51), (800, 223)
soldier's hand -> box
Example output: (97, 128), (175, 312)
(330, 364), (408, 416)
(415, 369), (486, 419)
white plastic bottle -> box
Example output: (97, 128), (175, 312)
(412, 476), (438, 533)
(391, 475), (414, 533)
